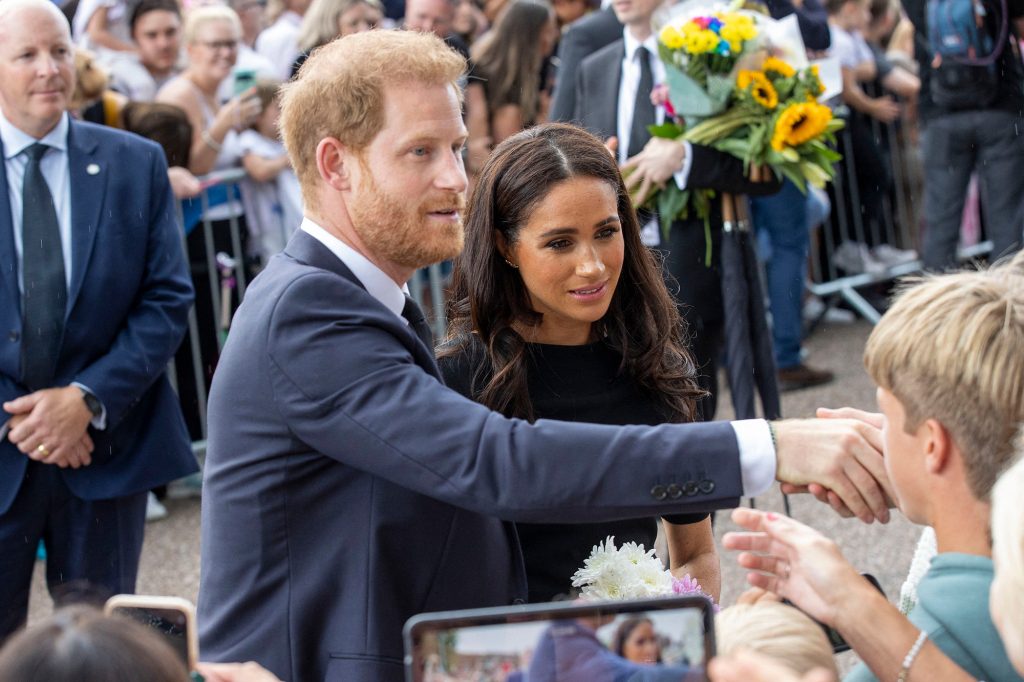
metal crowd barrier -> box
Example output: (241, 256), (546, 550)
(806, 103), (992, 326)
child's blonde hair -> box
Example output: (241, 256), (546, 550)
(716, 602), (838, 677)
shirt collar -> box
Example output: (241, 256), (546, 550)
(0, 111), (69, 160)
(622, 29), (660, 63)
(300, 217), (408, 320)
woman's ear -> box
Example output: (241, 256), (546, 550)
(495, 230), (513, 264)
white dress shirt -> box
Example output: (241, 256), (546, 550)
(0, 111), (105, 426)
(301, 217), (776, 496)
(616, 29), (695, 246)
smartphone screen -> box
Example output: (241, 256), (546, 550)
(111, 605), (191, 666)
(233, 68), (257, 97)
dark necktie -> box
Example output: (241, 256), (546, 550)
(402, 295), (434, 352)
(20, 143), (66, 391)
(627, 46), (656, 159)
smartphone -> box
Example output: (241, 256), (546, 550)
(405, 595), (716, 682)
(232, 68), (257, 97)
(105, 594), (199, 671)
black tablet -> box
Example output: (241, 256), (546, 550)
(404, 595), (715, 681)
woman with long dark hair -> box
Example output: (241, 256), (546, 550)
(438, 123), (721, 603)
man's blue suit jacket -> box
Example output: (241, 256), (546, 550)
(198, 229), (744, 682)
(0, 119), (197, 515)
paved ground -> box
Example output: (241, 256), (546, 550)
(27, 318), (921, 672)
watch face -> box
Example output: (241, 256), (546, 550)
(82, 391), (102, 417)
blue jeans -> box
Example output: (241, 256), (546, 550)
(751, 180), (809, 370)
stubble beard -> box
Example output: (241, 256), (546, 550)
(349, 171), (466, 270)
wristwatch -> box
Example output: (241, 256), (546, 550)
(80, 388), (103, 418)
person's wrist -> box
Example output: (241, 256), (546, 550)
(832, 573), (886, 635)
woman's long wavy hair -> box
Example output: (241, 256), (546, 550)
(441, 123), (704, 422)
(469, 0), (553, 126)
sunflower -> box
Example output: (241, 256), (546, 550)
(737, 70), (778, 109)
(762, 56), (795, 78)
(771, 102), (833, 151)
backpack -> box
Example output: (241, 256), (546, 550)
(927, 0), (1009, 109)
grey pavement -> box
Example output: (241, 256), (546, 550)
(27, 319), (921, 672)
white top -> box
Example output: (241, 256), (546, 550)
(300, 217), (777, 496)
(828, 24), (874, 70)
(108, 55), (177, 102)
(73, 0), (132, 57)
(238, 131), (302, 263)
(255, 11), (303, 81)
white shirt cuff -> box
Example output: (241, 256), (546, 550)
(731, 419), (776, 497)
(672, 141), (694, 191)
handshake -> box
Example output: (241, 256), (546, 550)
(768, 407), (893, 525)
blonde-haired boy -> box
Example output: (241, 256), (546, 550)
(724, 252), (1024, 682)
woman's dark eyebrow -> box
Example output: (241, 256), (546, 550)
(538, 216), (619, 239)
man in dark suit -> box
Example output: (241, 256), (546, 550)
(0, 0), (196, 640)
(549, 6), (623, 122)
(568, 0), (780, 418)
(198, 29), (893, 682)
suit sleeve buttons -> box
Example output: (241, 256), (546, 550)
(651, 484), (668, 501)
(683, 481), (699, 496)
(699, 479), (715, 494)
(666, 483), (682, 499)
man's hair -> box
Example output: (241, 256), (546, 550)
(0, 605), (189, 682)
(130, 0), (181, 35)
(991, 433), (1024, 646)
(825, 0), (859, 15)
(278, 30), (466, 211)
(864, 251), (1024, 501)
(716, 603), (839, 677)
(182, 5), (241, 45)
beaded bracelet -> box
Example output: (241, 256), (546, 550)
(897, 630), (928, 682)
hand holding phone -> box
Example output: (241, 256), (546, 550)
(105, 594), (199, 670)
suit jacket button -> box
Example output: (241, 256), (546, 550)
(8, 330), (18, 342)
(650, 484), (667, 501)
(666, 483), (682, 499)
(699, 479), (715, 494)
(683, 481), (699, 496)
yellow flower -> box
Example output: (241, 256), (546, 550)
(684, 29), (719, 54)
(762, 56), (795, 78)
(771, 102), (833, 151)
(660, 25), (685, 50)
(737, 70), (778, 109)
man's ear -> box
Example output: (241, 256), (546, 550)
(316, 137), (352, 192)
(922, 418), (952, 474)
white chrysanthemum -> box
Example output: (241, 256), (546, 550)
(571, 536), (675, 601)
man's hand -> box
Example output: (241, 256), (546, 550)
(168, 166), (201, 199)
(195, 661), (284, 682)
(709, 650), (836, 682)
(621, 137), (687, 206)
(773, 417), (895, 523)
(4, 387), (95, 469)
(722, 508), (865, 627)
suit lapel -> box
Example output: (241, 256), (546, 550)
(0, 139), (18, 316)
(66, 121), (107, 319)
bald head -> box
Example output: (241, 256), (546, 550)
(0, 0), (70, 37)
(0, 0), (75, 137)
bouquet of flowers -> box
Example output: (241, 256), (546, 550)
(570, 536), (718, 608)
(625, 1), (843, 251)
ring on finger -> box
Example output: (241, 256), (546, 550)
(37, 444), (49, 457)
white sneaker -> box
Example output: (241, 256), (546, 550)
(146, 492), (168, 523)
(872, 244), (918, 266)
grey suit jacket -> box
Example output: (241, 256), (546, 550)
(549, 7), (623, 123)
(198, 229), (743, 682)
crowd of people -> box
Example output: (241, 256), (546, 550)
(0, 0), (1023, 678)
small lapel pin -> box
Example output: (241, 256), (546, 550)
(86, 163), (100, 175)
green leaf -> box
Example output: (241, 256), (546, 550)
(647, 122), (685, 139)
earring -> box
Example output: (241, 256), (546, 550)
(504, 258), (519, 269)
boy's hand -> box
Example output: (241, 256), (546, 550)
(723, 508), (865, 627)
(772, 417), (894, 524)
